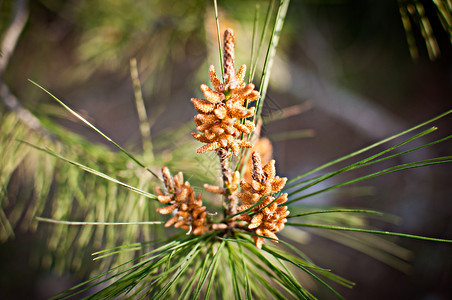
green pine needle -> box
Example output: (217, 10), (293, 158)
(28, 79), (161, 181)
(286, 222), (452, 243)
(22, 141), (158, 201)
(287, 208), (383, 219)
(286, 109), (452, 186)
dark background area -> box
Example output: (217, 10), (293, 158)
(1, 0), (451, 299)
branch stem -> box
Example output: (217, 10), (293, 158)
(217, 149), (237, 219)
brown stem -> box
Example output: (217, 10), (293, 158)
(217, 148), (232, 183)
(216, 148), (237, 220)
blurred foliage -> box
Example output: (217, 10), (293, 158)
(398, 0), (451, 60)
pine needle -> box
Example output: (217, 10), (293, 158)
(28, 79), (161, 180)
(286, 222), (452, 243)
(36, 217), (162, 226)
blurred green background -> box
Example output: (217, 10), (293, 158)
(1, 0), (451, 299)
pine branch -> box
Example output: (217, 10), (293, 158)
(217, 148), (237, 219)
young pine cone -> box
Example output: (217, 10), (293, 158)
(237, 152), (289, 249)
(191, 28), (260, 156)
(155, 166), (209, 235)
(242, 137), (273, 183)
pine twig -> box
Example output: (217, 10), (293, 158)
(217, 148), (237, 219)
(129, 58), (154, 159)
(0, 0), (29, 74)
(0, 0), (51, 138)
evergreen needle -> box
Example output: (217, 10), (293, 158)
(28, 79), (161, 180)
(286, 223), (452, 243)
(36, 217), (162, 226)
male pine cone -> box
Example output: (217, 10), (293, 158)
(237, 152), (290, 249)
(191, 28), (260, 156)
(155, 166), (209, 235)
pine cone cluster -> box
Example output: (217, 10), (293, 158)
(191, 28), (260, 156)
(237, 152), (290, 249)
(155, 166), (209, 235)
